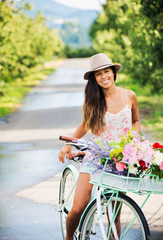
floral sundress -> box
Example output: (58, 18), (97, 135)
(80, 90), (132, 174)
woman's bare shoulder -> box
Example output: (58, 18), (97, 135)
(118, 87), (136, 98)
(127, 89), (137, 98)
(127, 90), (138, 107)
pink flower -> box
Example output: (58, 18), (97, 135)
(138, 141), (154, 163)
(122, 143), (132, 155)
(122, 143), (141, 165)
(160, 161), (163, 171)
(116, 162), (127, 171)
(143, 148), (155, 163)
(112, 157), (118, 162)
(130, 146), (138, 159)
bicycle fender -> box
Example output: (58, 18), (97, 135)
(62, 164), (79, 180)
(59, 164), (79, 204)
(78, 196), (97, 229)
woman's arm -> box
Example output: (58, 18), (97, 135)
(129, 90), (140, 134)
(58, 121), (88, 163)
(71, 121), (88, 139)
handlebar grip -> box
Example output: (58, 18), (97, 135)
(59, 136), (78, 142)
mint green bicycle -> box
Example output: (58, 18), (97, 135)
(59, 136), (163, 240)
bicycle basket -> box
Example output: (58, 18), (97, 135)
(90, 169), (163, 193)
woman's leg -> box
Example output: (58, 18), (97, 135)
(66, 173), (93, 240)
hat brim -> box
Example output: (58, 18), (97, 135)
(84, 63), (122, 80)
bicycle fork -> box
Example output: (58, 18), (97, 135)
(97, 187), (120, 240)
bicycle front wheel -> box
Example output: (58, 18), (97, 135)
(60, 167), (78, 239)
(79, 192), (150, 240)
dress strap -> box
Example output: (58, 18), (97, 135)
(125, 89), (127, 104)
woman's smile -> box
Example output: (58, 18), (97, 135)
(101, 79), (110, 84)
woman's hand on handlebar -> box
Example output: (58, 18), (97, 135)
(59, 145), (72, 163)
(68, 151), (86, 159)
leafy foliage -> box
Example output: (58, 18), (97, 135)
(0, 0), (64, 84)
(90, 0), (163, 93)
(64, 45), (97, 58)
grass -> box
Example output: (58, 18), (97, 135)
(117, 73), (163, 142)
(0, 60), (61, 118)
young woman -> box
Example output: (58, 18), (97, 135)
(59, 53), (140, 240)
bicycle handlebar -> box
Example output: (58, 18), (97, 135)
(59, 136), (86, 160)
(59, 135), (90, 152)
(59, 136), (78, 142)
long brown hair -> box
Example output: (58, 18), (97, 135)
(83, 67), (117, 135)
(83, 72), (107, 135)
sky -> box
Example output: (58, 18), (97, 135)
(53, 0), (106, 10)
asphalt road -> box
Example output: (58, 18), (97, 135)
(0, 58), (162, 240)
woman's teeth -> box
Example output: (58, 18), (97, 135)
(102, 79), (109, 84)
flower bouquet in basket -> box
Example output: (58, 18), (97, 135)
(86, 128), (163, 181)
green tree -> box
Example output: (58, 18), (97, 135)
(0, 0), (64, 82)
(90, 0), (163, 93)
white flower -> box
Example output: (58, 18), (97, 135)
(152, 150), (163, 166)
(129, 166), (138, 175)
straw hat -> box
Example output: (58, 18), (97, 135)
(84, 53), (122, 80)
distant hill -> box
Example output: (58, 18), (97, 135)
(19, 0), (100, 48)
(23, 0), (98, 29)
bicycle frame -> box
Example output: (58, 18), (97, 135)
(58, 136), (163, 239)
(59, 164), (120, 239)
(90, 179), (154, 240)
(59, 163), (154, 240)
